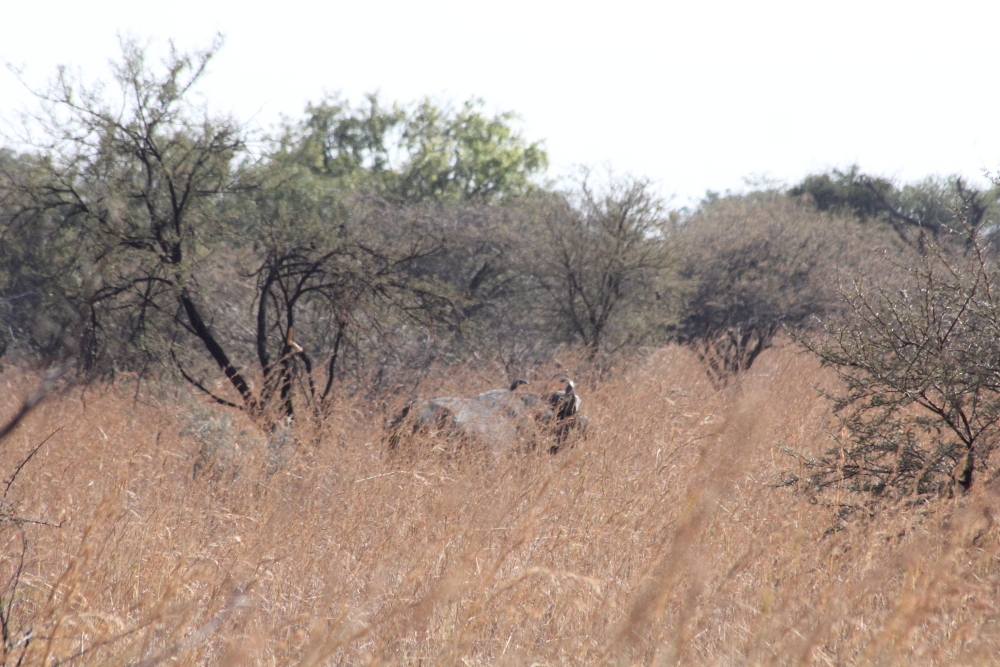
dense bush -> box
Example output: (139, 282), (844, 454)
(672, 193), (871, 378)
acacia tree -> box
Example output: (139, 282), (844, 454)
(805, 227), (1000, 497)
(229, 170), (453, 410)
(523, 172), (678, 353)
(3, 37), (249, 382)
(2, 39), (454, 423)
(674, 194), (866, 379)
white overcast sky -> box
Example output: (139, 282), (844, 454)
(2, 0), (998, 205)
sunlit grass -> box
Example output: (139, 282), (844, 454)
(2, 342), (999, 665)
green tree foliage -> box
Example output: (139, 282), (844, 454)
(887, 175), (1000, 250)
(788, 165), (892, 219)
(399, 99), (548, 201)
(278, 94), (548, 202)
(0, 149), (86, 360)
(0, 38), (568, 415)
(790, 166), (1000, 252)
(282, 94), (405, 182)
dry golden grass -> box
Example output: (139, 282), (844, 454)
(2, 342), (1000, 665)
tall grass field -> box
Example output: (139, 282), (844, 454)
(2, 342), (999, 665)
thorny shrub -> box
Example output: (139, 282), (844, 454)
(805, 229), (1000, 498)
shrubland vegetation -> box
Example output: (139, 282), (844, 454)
(3, 38), (1000, 664)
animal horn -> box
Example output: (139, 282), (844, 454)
(286, 327), (303, 353)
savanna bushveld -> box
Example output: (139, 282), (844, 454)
(2, 38), (1000, 665)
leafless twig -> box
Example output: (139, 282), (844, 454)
(4, 427), (63, 498)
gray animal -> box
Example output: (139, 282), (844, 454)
(388, 379), (584, 453)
